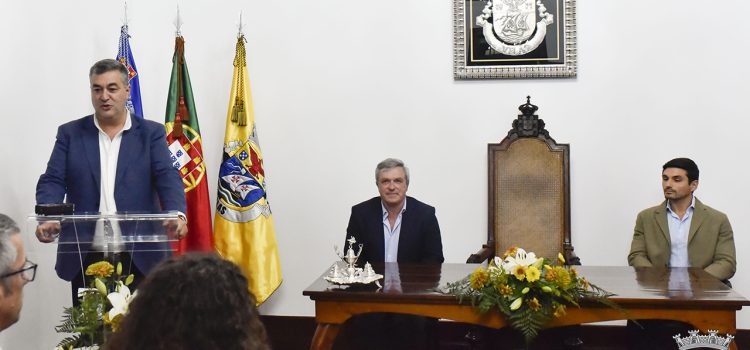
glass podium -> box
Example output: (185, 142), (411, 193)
(30, 212), (181, 251)
(18, 211), (181, 349)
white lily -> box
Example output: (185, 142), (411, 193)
(107, 281), (136, 320)
(502, 248), (538, 273)
(493, 256), (504, 269)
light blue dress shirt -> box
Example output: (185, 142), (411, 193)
(381, 200), (407, 262)
(666, 196), (695, 268)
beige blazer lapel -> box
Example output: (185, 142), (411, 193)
(688, 198), (706, 244)
(653, 202), (670, 246)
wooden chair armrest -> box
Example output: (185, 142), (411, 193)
(564, 249), (581, 266)
(466, 245), (494, 263)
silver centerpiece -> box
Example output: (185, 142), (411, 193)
(325, 236), (383, 286)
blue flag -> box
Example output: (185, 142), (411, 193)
(116, 25), (143, 118)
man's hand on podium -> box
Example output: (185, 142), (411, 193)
(164, 218), (188, 240)
(35, 221), (61, 243)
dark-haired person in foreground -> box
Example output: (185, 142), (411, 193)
(35, 58), (187, 304)
(0, 214), (36, 332)
(107, 253), (270, 350)
(626, 158), (736, 350)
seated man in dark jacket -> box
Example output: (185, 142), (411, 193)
(339, 158), (444, 350)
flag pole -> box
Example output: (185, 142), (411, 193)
(174, 4), (183, 36)
(238, 11), (244, 38)
(123, 1), (129, 26)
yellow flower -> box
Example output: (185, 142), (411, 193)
(527, 297), (541, 311)
(105, 313), (124, 332)
(525, 266), (541, 282)
(512, 265), (527, 281)
(581, 277), (590, 290)
(553, 304), (567, 318)
(569, 267), (578, 279)
(85, 261), (114, 278)
(558, 252), (566, 264)
(470, 267), (489, 290)
(112, 314), (124, 332)
(502, 246), (518, 259)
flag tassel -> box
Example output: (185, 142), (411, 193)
(238, 106), (247, 126)
(173, 112), (183, 138)
(231, 97), (241, 123)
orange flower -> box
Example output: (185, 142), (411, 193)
(85, 261), (114, 278)
(553, 304), (567, 318)
(502, 246), (518, 259)
(527, 297), (541, 311)
(470, 267), (489, 290)
(545, 266), (571, 288)
(496, 283), (513, 296)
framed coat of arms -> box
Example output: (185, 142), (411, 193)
(453, 0), (577, 79)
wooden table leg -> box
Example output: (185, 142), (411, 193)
(309, 323), (341, 350)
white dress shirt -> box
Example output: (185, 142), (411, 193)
(666, 196), (695, 268)
(381, 200), (407, 263)
(91, 114), (132, 252)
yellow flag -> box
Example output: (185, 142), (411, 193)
(214, 35), (281, 304)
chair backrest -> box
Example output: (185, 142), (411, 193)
(488, 97), (572, 261)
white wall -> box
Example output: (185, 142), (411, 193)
(1, 0), (748, 348)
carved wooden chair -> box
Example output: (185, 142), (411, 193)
(468, 97), (579, 265)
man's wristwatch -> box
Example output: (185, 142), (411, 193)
(176, 211), (187, 223)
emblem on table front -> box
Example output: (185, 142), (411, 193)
(326, 236), (383, 287)
(673, 330), (734, 350)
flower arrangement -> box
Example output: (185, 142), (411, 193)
(55, 261), (136, 349)
(446, 247), (619, 344)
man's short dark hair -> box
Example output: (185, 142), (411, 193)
(0, 214), (20, 294)
(663, 158), (699, 183)
(89, 58), (129, 86)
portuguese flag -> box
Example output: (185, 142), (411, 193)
(164, 35), (214, 253)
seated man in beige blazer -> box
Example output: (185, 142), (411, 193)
(628, 157), (736, 282)
(626, 158), (736, 350)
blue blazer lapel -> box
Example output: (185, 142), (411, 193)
(368, 199), (386, 262)
(82, 116), (101, 193)
(397, 198), (414, 261)
(116, 116), (142, 189)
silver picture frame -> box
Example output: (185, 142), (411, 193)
(453, 0), (577, 79)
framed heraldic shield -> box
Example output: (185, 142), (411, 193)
(453, 0), (577, 79)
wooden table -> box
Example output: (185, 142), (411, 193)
(303, 263), (750, 350)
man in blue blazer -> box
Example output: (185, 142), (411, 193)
(342, 158), (443, 350)
(346, 158), (444, 264)
(35, 59), (187, 300)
